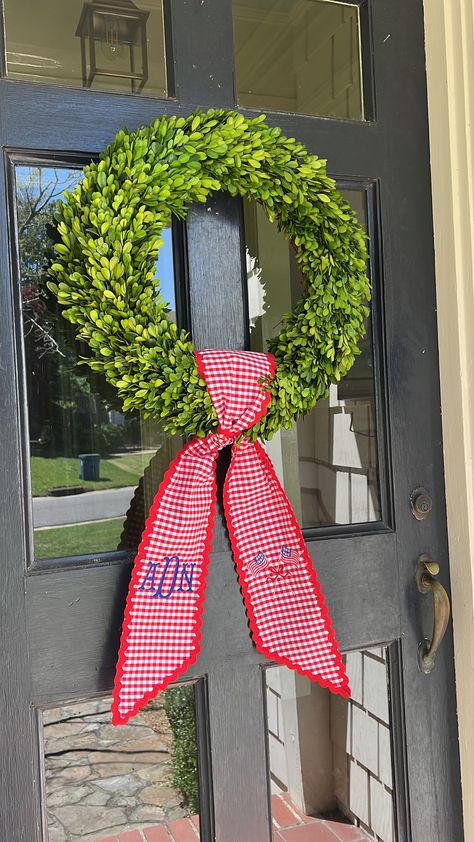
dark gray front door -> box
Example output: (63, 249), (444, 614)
(0, 1), (463, 841)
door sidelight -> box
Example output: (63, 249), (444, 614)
(416, 553), (451, 674)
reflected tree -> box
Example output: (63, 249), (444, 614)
(17, 167), (142, 456)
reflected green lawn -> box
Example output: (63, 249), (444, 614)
(34, 517), (125, 559)
(31, 452), (154, 497)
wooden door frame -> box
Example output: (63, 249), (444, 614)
(0, 1), (464, 840)
(424, 1), (474, 837)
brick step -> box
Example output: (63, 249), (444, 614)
(96, 814), (199, 842)
(96, 795), (367, 842)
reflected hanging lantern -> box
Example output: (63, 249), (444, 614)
(76, 0), (149, 93)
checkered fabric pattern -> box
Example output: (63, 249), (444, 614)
(111, 350), (349, 725)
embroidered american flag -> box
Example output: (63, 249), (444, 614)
(280, 545), (300, 567)
(248, 551), (268, 577)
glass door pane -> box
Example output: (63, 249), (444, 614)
(244, 189), (380, 529)
(42, 684), (202, 841)
(266, 647), (395, 842)
(233, 0), (364, 119)
(4, 0), (169, 97)
(14, 162), (179, 562)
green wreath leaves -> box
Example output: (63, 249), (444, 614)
(48, 109), (370, 440)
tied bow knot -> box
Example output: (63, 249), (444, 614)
(112, 349), (349, 725)
(267, 563), (291, 581)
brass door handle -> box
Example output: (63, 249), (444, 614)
(416, 553), (451, 674)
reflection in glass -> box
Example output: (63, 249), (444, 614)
(233, 0), (363, 120)
(4, 0), (168, 98)
(43, 686), (200, 841)
(266, 648), (395, 842)
(244, 190), (380, 529)
(15, 164), (178, 560)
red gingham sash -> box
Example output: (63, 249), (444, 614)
(112, 350), (349, 724)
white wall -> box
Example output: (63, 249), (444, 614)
(266, 649), (395, 841)
(424, 0), (474, 837)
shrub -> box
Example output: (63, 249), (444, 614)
(164, 685), (199, 814)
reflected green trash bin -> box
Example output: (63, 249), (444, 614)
(78, 453), (101, 481)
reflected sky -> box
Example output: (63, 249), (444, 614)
(16, 164), (176, 312)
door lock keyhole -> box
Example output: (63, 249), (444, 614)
(410, 487), (433, 520)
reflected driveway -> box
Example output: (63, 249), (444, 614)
(33, 486), (136, 528)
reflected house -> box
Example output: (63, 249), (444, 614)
(266, 651), (394, 841)
(298, 383), (379, 527)
(108, 409), (125, 426)
(245, 195), (380, 530)
(246, 248), (267, 329)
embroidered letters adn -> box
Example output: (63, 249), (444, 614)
(138, 557), (195, 599)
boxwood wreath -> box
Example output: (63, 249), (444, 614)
(48, 109), (370, 440)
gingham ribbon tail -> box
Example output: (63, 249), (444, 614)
(112, 350), (349, 724)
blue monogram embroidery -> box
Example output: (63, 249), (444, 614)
(178, 563), (195, 592)
(139, 557), (195, 599)
(139, 562), (158, 591)
(153, 555), (180, 599)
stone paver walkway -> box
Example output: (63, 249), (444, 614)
(44, 699), (191, 842)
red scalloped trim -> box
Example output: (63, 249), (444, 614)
(223, 440), (350, 699)
(111, 439), (218, 725)
(258, 353), (277, 425)
(194, 349), (207, 380)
